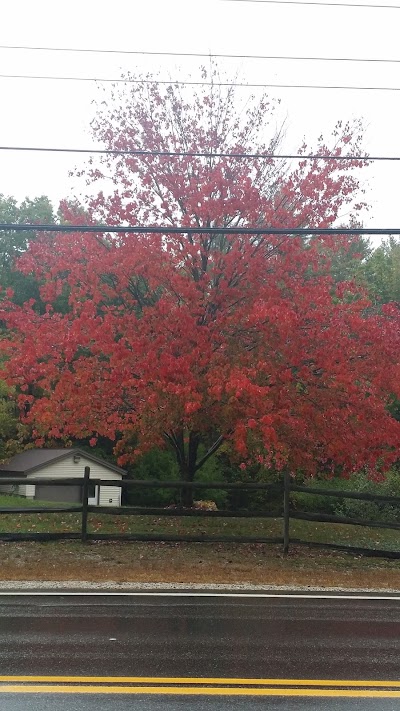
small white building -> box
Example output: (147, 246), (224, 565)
(0, 448), (126, 507)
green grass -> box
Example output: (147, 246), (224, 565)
(0, 494), (398, 553)
(289, 518), (400, 553)
(0, 494), (72, 508)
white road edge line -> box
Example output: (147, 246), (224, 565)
(0, 592), (399, 600)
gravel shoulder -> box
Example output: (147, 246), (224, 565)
(0, 540), (399, 591)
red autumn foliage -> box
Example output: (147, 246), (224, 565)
(1, 71), (400, 497)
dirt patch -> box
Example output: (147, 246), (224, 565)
(0, 540), (399, 590)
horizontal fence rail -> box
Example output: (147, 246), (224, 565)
(0, 477), (282, 490)
(291, 483), (400, 505)
(288, 479), (400, 558)
(0, 468), (399, 558)
(291, 510), (400, 531)
(0, 507), (82, 514)
(86, 479), (282, 491)
(0, 477), (97, 486)
(87, 506), (279, 518)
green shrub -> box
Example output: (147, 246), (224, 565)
(333, 470), (400, 524)
(216, 453), (283, 514)
(124, 448), (179, 507)
(124, 446), (229, 509)
(192, 452), (228, 509)
(291, 477), (346, 515)
(123, 445), (288, 513)
(291, 469), (400, 524)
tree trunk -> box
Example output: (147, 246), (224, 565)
(179, 461), (196, 508)
(180, 431), (200, 507)
(164, 429), (225, 508)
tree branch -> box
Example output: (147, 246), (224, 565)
(194, 434), (226, 472)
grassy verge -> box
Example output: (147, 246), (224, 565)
(0, 494), (399, 588)
(0, 495), (398, 552)
(0, 494), (71, 508)
(0, 539), (400, 589)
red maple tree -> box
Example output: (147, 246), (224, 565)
(2, 72), (400, 501)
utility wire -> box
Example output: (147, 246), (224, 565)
(0, 145), (392, 161)
(221, 0), (400, 9)
(0, 225), (398, 236)
(1, 74), (400, 92)
(1, 44), (399, 66)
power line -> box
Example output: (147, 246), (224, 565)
(2, 73), (400, 92)
(0, 224), (398, 236)
(1, 44), (399, 66)
(221, 0), (400, 9)
(0, 145), (394, 161)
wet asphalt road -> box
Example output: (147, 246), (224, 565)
(0, 591), (399, 710)
(2, 695), (398, 711)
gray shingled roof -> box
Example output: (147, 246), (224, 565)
(0, 448), (126, 476)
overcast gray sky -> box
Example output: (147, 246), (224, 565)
(0, 0), (399, 233)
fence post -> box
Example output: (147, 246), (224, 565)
(283, 470), (290, 557)
(81, 466), (90, 543)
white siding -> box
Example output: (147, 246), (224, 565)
(21, 484), (36, 499)
(99, 486), (122, 507)
(25, 455), (122, 507)
(0, 484), (18, 495)
(0, 483), (35, 498)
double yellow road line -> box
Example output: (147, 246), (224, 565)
(0, 676), (400, 696)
